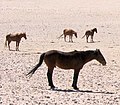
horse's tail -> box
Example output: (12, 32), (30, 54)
(81, 34), (85, 39)
(26, 53), (45, 76)
(5, 36), (8, 47)
(57, 34), (64, 39)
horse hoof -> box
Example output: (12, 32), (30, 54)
(51, 86), (55, 90)
(73, 87), (79, 90)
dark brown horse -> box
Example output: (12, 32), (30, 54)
(27, 49), (106, 90)
(5, 32), (27, 51)
(82, 28), (97, 43)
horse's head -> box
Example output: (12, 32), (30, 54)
(94, 49), (106, 66)
(22, 32), (27, 40)
(93, 28), (97, 33)
(74, 32), (77, 38)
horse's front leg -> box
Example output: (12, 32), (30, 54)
(8, 41), (11, 50)
(71, 35), (73, 42)
(91, 35), (94, 43)
(72, 69), (80, 90)
(47, 68), (55, 89)
(16, 41), (20, 51)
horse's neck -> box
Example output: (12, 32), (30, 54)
(92, 30), (94, 33)
(83, 51), (95, 64)
(93, 29), (96, 34)
(20, 35), (24, 38)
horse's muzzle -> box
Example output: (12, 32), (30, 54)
(102, 61), (106, 66)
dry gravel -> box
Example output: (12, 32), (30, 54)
(0, 0), (120, 104)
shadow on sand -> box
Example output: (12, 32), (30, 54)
(50, 88), (115, 94)
(87, 40), (100, 43)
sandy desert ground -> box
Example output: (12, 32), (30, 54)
(0, 0), (120, 105)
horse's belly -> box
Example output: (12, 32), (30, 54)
(56, 62), (75, 69)
(9, 37), (17, 41)
(57, 65), (73, 69)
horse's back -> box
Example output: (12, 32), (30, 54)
(63, 29), (74, 35)
(44, 50), (82, 69)
(45, 50), (78, 56)
(57, 51), (83, 69)
(6, 33), (22, 41)
(85, 30), (93, 35)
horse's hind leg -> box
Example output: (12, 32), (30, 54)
(64, 35), (66, 42)
(86, 35), (89, 43)
(69, 35), (73, 42)
(91, 35), (94, 42)
(8, 41), (11, 50)
(72, 69), (80, 90)
(47, 68), (55, 89)
(16, 41), (20, 51)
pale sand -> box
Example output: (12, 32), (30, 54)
(0, 0), (120, 104)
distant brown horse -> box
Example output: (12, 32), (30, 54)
(27, 49), (106, 90)
(5, 32), (27, 51)
(82, 28), (97, 43)
(58, 29), (77, 42)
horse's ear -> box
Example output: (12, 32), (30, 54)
(95, 28), (97, 33)
(96, 49), (100, 52)
(24, 32), (26, 35)
(94, 49), (100, 55)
